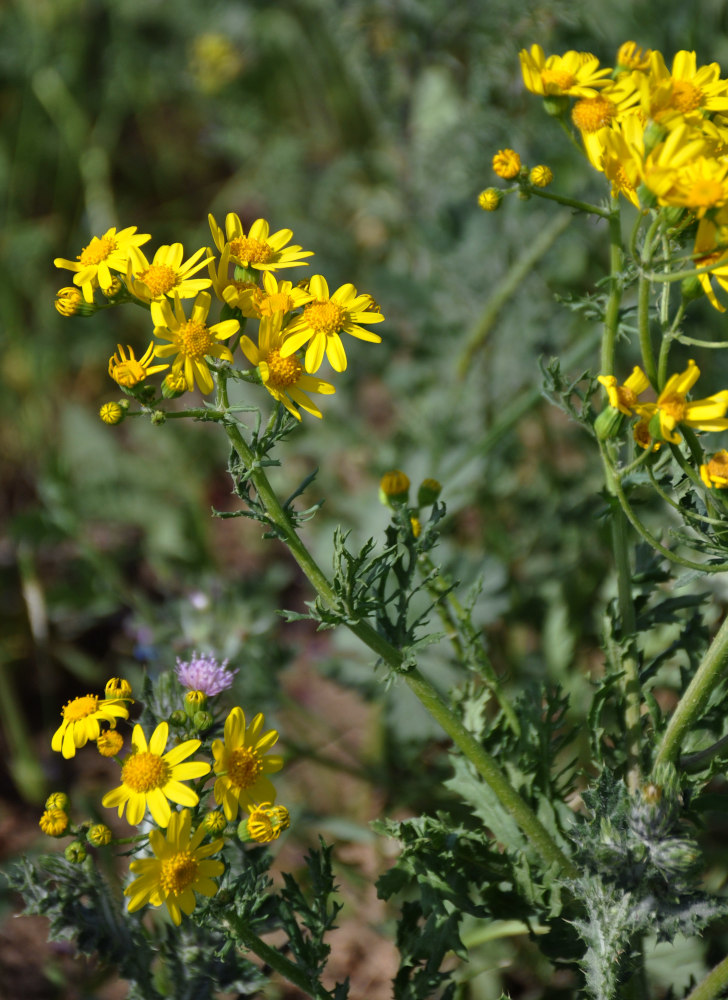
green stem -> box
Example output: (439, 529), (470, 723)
(683, 954), (728, 1000)
(654, 613), (728, 769)
(223, 419), (577, 878)
(638, 216), (661, 386)
(601, 200), (624, 377)
(657, 299), (686, 388)
(526, 185), (610, 219)
(231, 917), (330, 1000)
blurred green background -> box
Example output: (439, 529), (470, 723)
(4, 0), (728, 996)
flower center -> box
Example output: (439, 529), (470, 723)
(670, 79), (703, 113)
(304, 300), (346, 336)
(541, 67), (576, 93)
(617, 386), (638, 409)
(687, 178), (725, 208)
(227, 746), (263, 789)
(259, 292), (293, 317)
(264, 349), (303, 388)
(138, 264), (177, 297)
(111, 360), (147, 387)
(659, 393), (687, 422)
(78, 236), (116, 265)
(179, 320), (215, 359)
(572, 96), (615, 133)
(122, 751), (170, 792)
(160, 850), (198, 894)
(228, 237), (274, 265)
(63, 694), (99, 721)
(707, 453), (728, 478)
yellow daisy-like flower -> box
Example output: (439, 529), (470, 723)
(634, 360), (728, 444)
(153, 292), (239, 395)
(125, 809), (224, 925)
(39, 809), (69, 837)
(639, 122), (708, 203)
(102, 721), (210, 827)
(633, 416), (661, 452)
(100, 402), (124, 425)
(658, 156), (728, 218)
(212, 707), (284, 821)
(246, 802), (290, 843)
(226, 269), (314, 319)
(97, 730), (124, 757)
(492, 149), (521, 179)
(208, 213), (313, 272)
(54, 226), (151, 303)
(644, 49), (728, 125)
(700, 450), (728, 488)
(108, 343), (169, 388)
(279, 274), (384, 373)
(529, 165), (553, 187)
(519, 44), (611, 98)
(241, 309), (335, 420)
(600, 113), (645, 208)
(571, 75), (642, 170)
(615, 41), (653, 74)
(55, 286), (83, 316)
(127, 243), (212, 307)
(597, 366), (650, 416)
(692, 217), (728, 312)
(52, 693), (130, 759)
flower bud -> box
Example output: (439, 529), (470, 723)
(492, 149), (521, 180)
(54, 287), (95, 316)
(99, 402), (125, 425)
(96, 730), (124, 757)
(542, 95), (570, 118)
(193, 710), (214, 732)
(65, 841), (87, 863)
(478, 188), (503, 211)
(87, 824), (112, 847)
(185, 690), (208, 716)
(594, 405), (625, 441)
(379, 470), (410, 506)
(39, 808), (69, 837)
(102, 277), (124, 298)
(169, 709), (188, 727)
(162, 372), (188, 398)
(681, 274), (704, 302)
(529, 165), (553, 187)
(417, 478), (442, 506)
(203, 811), (227, 834)
(105, 677), (133, 699)
(150, 410), (166, 426)
(45, 792), (70, 812)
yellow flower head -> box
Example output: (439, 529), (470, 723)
(97, 730), (124, 757)
(379, 469), (410, 503)
(492, 149), (521, 179)
(519, 45), (611, 98)
(108, 343), (169, 388)
(478, 188), (503, 211)
(278, 274), (384, 373)
(571, 75), (641, 170)
(600, 113), (645, 207)
(100, 402), (125, 425)
(125, 809), (224, 925)
(693, 217), (728, 311)
(208, 213), (313, 272)
(635, 360), (728, 444)
(597, 366), (650, 416)
(55, 226), (151, 303)
(127, 243), (212, 306)
(212, 707), (284, 821)
(52, 693), (130, 759)
(615, 42), (653, 73)
(203, 811), (228, 834)
(241, 309), (335, 420)
(55, 287), (83, 316)
(46, 792), (70, 811)
(106, 677), (133, 699)
(643, 49), (728, 126)
(529, 165), (553, 187)
(39, 808), (69, 837)
(639, 122), (708, 203)
(87, 823), (113, 847)
(189, 32), (243, 94)
(633, 416), (661, 451)
(153, 292), (239, 395)
(225, 269), (314, 318)
(102, 721), (211, 827)
(246, 802), (290, 843)
(701, 450), (728, 488)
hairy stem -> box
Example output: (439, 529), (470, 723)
(231, 917), (331, 1000)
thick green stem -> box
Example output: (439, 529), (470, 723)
(654, 612), (728, 769)
(231, 917), (331, 1000)
(683, 954), (728, 1000)
(601, 200), (624, 377)
(638, 216), (662, 386)
(223, 419), (577, 879)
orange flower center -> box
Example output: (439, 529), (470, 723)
(63, 694), (99, 721)
(227, 746), (263, 789)
(138, 264), (177, 297)
(263, 349), (302, 388)
(78, 236), (116, 265)
(122, 751), (170, 792)
(228, 237), (274, 265)
(659, 393), (687, 422)
(160, 850), (198, 894)
(541, 67), (576, 92)
(179, 320), (215, 359)
(687, 178), (725, 208)
(304, 299), (346, 336)
(572, 96), (615, 133)
(670, 79), (703, 114)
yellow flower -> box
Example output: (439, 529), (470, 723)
(279, 274), (384, 372)
(127, 244), (212, 307)
(125, 809), (224, 925)
(39, 809), (69, 837)
(529, 165), (553, 187)
(700, 450), (728, 488)
(189, 32), (243, 94)
(46, 792), (70, 811)
(108, 343), (168, 388)
(639, 122), (708, 203)
(615, 42), (653, 74)
(212, 707), (284, 821)
(153, 292), (239, 395)
(571, 75), (642, 169)
(226, 269), (314, 318)
(55, 226), (151, 303)
(55, 287), (83, 316)
(492, 149), (521, 179)
(208, 213), (313, 272)
(106, 677), (133, 699)
(634, 360), (728, 444)
(87, 824), (113, 846)
(519, 45), (611, 98)
(100, 402), (124, 425)
(97, 730), (124, 757)
(246, 802), (290, 843)
(692, 217), (728, 311)
(478, 188), (503, 211)
(643, 49), (728, 125)
(597, 366), (650, 415)
(379, 470), (410, 504)
(633, 416), (661, 451)
(600, 113), (645, 207)
(52, 693), (130, 759)
(241, 309), (335, 420)
(102, 721), (210, 827)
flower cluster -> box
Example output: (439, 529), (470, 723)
(43, 668), (288, 926)
(55, 214), (384, 420)
(518, 43), (728, 310)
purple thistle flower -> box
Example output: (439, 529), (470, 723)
(175, 652), (238, 696)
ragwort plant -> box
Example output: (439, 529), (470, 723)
(13, 39), (728, 1000)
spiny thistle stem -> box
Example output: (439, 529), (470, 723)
(223, 418), (578, 880)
